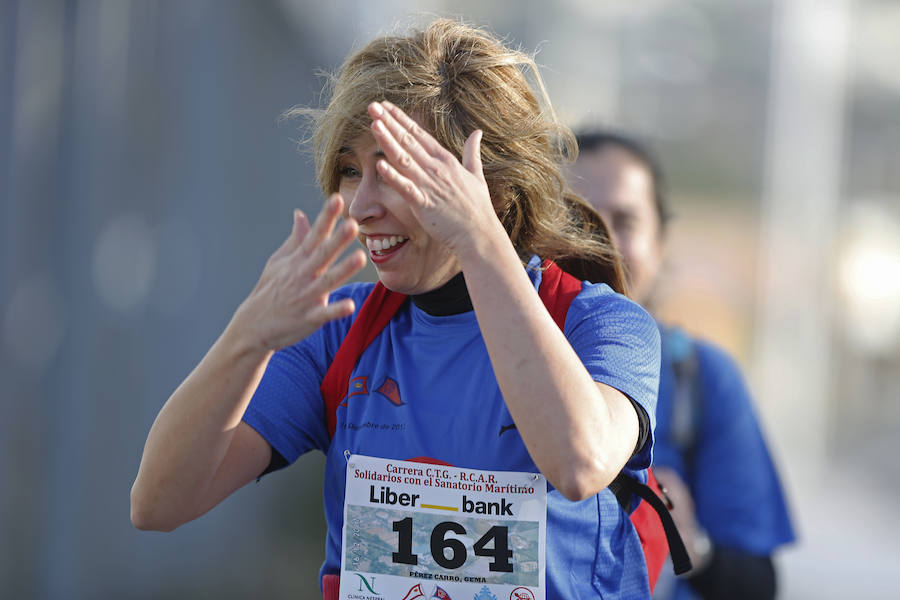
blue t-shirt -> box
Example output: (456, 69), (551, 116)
(654, 327), (795, 599)
(243, 257), (661, 599)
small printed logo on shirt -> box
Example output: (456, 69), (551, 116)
(340, 375), (404, 408)
(376, 377), (404, 406)
(347, 376), (369, 399)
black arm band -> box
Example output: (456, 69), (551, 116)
(257, 445), (288, 479)
(629, 396), (651, 457)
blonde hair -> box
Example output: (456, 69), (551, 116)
(288, 19), (627, 293)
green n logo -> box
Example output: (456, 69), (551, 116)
(356, 573), (377, 594)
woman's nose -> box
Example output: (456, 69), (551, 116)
(347, 175), (386, 223)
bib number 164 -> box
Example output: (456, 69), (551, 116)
(391, 517), (513, 572)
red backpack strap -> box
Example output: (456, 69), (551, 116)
(322, 574), (339, 600)
(612, 469), (692, 583)
(320, 283), (408, 439)
(537, 259), (583, 330)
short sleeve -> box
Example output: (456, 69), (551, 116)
(564, 282), (661, 471)
(241, 283), (374, 464)
(242, 340), (331, 463)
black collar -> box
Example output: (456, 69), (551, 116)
(410, 271), (472, 316)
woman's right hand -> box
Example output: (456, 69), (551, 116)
(132, 195), (366, 532)
(233, 194), (367, 352)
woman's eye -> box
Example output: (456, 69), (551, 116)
(338, 165), (360, 179)
(615, 215), (639, 233)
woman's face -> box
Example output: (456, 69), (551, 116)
(338, 132), (461, 295)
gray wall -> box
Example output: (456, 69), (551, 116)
(2, 1), (334, 596)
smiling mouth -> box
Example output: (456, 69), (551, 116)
(365, 235), (409, 256)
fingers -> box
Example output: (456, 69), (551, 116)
(271, 209), (309, 261)
(300, 194), (345, 255)
(375, 158), (426, 207)
(306, 298), (356, 328)
(292, 193), (363, 273)
(369, 112), (432, 186)
(371, 100), (484, 186)
(271, 195), (360, 287)
(306, 250), (367, 324)
(369, 108), (430, 206)
(369, 101), (463, 207)
(462, 129), (484, 179)
(319, 249), (367, 294)
(293, 208), (311, 242)
(374, 101), (447, 157)
(308, 217), (360, 276)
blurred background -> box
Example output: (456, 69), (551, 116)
(2, 0), (898, 597)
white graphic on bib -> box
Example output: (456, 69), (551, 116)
(339, 455), (546, 600)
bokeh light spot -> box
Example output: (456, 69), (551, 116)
(92, 214), (157, 313)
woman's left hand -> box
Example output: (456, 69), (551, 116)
(368, 101), (504, 255)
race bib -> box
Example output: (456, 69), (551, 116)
(339, 454), (547, 600)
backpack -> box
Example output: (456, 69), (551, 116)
(318, 261), (690, 599)
(664, 326), (704, 480)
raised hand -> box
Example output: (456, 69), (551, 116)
(367, 101), (504, 256)
(235, 194), (367, 352)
